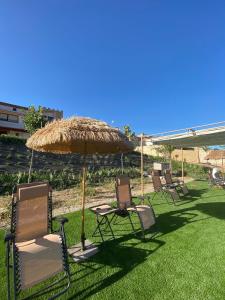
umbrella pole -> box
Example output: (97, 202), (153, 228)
(181, 148), (184, 182)
(121, 153), (124, 174)
(141, 133), (144, 202)
(81, 159), (86, 251)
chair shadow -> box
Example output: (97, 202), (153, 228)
(156, 207), (209, 236)
(67, 234), (165, 300)
(149, 188), (208, 207)
(175, 188), (209, 206)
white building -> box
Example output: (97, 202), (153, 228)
(0, 101), (63, 139)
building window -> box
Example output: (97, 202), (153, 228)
(47, 116), (54, 122)
(0, 113), (7, 121)
(0, 113), (19, 123)
(7, 114), (19, 123)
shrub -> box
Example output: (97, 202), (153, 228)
(0, 167), (141, 195)
(0, 135), (26, 145)
(172, 160), (208, 179)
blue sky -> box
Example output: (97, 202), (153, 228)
(1, 1), (225, 135)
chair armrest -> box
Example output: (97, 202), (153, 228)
(4, 233), (15, 243)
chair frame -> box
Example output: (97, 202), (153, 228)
(115, 176), (155, 239)
(90, 204), (118, 242)
(5, 182), (71, 300)
(151, 174), (179, 204)
(164, 170), (186, 194)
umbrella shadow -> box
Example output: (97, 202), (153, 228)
(194, 202), (225, 220)
(67, 234), (165, 300)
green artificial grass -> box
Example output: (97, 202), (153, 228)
(1, 180), (225, 299)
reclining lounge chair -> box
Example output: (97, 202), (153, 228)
(5, 182), (70, 300)
(151, 174), (180, 204)
(115, 176), (156, 239)
(164, 170), (189, 195)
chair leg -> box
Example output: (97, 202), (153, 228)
(127, 212), (136, 234)
(112, 213), (119, 225)
(146, 196), (152, 206)
(5, 241), (11, 300)
(92, 215), (105, 242)
(161, 191), (170, 204)
(152, 192), (157, 200)
(105, 216), (115, 239)
(12, 244), (18, 300)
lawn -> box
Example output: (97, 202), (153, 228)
(1, 180), (225, 299)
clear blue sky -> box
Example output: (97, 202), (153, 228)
(1, 1), (225, 134)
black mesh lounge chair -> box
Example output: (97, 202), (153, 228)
(164, 170), (189, 195)
(151, 174), (180, 204)
(114, 176), (156, 239)
(5, 182), (71, 300)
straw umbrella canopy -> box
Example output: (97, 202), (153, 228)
(205, 150), (225, 170)
(26, 116), (134, 250)
(205, 150), (225, 160)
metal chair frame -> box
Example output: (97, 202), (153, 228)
(90, 204), (118, 242)
(115, 176), (156, 239)
(5, 182), (71, 300)
(151, 174), (179, 204)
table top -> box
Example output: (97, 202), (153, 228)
(90, 204), (118, 216)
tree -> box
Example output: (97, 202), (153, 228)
(24, 106), (46, 183)
(157, 144), (175, 170)
(123, 125), (135, 141)
(24, 106), (45, 134)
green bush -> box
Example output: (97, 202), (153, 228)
(172, 160), (208, 179)
(0, 135), (26, 145)
(0, 167), (141, 195)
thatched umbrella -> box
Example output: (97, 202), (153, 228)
(205, 150), (225, 170)
(26, 117), (133, 252)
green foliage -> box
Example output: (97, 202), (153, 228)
(0, 167), (141, 195)
(122, 125), (135, 140)
(86, 167), (140, 185)
(172, 160), (208, 179)
(157, 145), (176, 159)
(0, 135), (26, 145)
(6, 154), (12, 160)
(23, 105), (47, 134)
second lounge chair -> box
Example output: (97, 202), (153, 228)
(115, 176), (156, 239)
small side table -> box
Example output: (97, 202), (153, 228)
(90, 204), (118, 242)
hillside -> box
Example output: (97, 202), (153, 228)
(0, 136), (155, 174)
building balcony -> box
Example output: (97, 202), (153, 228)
(0, 119), (25, 130)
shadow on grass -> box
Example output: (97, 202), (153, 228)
(182, 188), (208, 200)
(149, 188), (208, 207)
(156, 202), (215, 236)
(156, 208), (199, 235)
(67, 234), (165, 300)
(195, 202), (225, 220)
